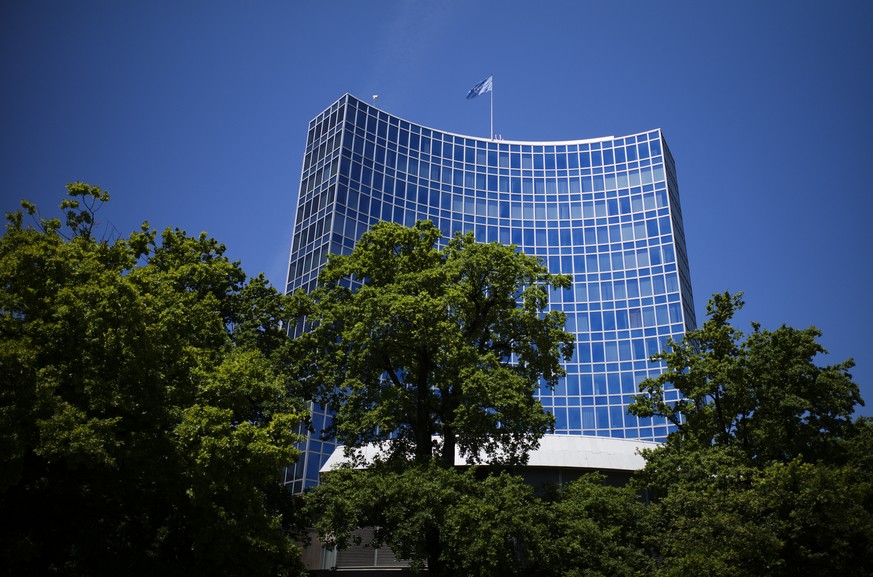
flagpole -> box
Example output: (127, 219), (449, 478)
(490, 76), (494, 140)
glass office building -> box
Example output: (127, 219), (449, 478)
(282, 94), (695, 492)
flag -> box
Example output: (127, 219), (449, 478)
(466, 75), (492, 99)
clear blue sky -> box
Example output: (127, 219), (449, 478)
(3, 1), (871, 414)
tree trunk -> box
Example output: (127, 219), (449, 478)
(441, 424), (456, 469)
(425, 526), (443, 577)
(414, 356), (432, 463)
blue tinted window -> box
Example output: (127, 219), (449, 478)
(596, 407), (610, 429)
(590, 313), (603, 332)
(594, 374), (607, 395)
(638, 142), (649, 159)
(583, 407), (595, 429)
(669, 302), (682, 323)
(632, 339), (646, 359)
(578, 342), (591, 363)
(619, 341), (632, 362)
(615, 146), (626, 163)
(610, 406), (625, 428)
(588, 282), (600, 301)
(629, 309), (642, 328)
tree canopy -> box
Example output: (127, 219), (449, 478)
(0, 184), (307, 576)
(308, 463), (656, 577)
(293, 219), (574, 468)
(296, 220), (574, 576)
(307, 463), (545, 577)
(304, 278), (871, 577)
(629, 292), (872, 576)
(629, 291), (861, 463)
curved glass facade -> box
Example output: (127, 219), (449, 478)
(283, 94), (695, 492)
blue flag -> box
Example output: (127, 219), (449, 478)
(466, 75), (493, 99)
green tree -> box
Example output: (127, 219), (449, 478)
(629, 292), (872, 576)
(295, 220), (574, 575)
(310, 466), (659, 577)
(294, 220), (573, 467)
(309, 464), (548, 577)
(637, 443), (873, 577)
(637, 445), (785, 577)
(540, 474), (657, 577)
(630, 291), (861, 463)
(0, 184), (307, 576)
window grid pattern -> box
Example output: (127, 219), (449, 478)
(284, 94), (696, 491)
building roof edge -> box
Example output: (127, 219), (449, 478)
(321, 93), (661, 147)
